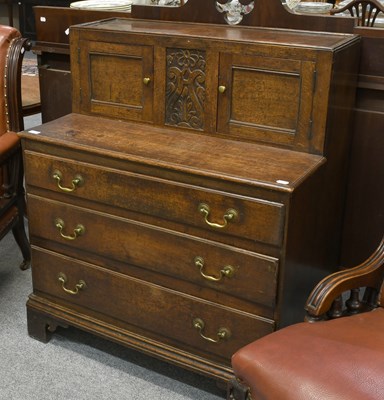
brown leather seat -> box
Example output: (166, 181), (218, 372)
(228, 238), (384, 400)
(0, 25), (31, 270)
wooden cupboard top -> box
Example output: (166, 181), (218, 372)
(20, 113), (324, 192)
(71, 18), (359, 51)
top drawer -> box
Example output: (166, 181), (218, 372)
(24, 152), (285, 247)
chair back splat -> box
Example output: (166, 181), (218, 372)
(331, 0), (384, 27)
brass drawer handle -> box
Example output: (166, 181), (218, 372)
(218, 85), (226, 93)
(194, 256), (235, 282)
(54, 218), (85, 241)
(198, 203), (238, 229)
(192, 318), (231, 343)
(58, 272), (86, 295)
(143, 77), (151, 85)
(52, 170), (84, 192)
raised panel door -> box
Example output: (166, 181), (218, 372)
(75, 40), (154, 122)
(217, 52), (317, 151)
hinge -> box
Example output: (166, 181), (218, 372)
(77, 47), (81, 64)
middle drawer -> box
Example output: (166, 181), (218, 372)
(27, 195), (279, 314)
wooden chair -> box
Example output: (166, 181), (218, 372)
(331, 0), (384, 26)
(0, 25), (31, 270)
(228, 236), (384, 400)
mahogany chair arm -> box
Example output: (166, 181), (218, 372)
(305, 236), (384, 320)
(5, 36), (32, 133)
(330, 0), (384, 27)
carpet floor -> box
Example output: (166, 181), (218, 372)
(21, 50), (40, 112)
(21, 56), (38, 76)
(0, 230), (225, 400)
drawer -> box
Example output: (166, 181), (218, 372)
(24, 152), (285, 246)
(31, 248), (275, 362)
(27, 196), (279, 313)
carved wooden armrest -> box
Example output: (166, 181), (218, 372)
(305, 237), (384, 321)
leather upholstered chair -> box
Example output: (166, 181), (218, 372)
(228, 237), (384, 400)
(331, 0), (384, 26)
(0, 25), (31, 270)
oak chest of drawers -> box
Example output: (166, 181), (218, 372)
(21, 18), (360, 382)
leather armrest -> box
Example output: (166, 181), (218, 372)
(0, 131), (20, 162)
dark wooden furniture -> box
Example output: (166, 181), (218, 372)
(0, 0), (14, 26)
(33, 7), (131, 123)
(21, 15), (359, 381)
(228, 236), (384, 400)
(331, 0), (384, 27)
(18, 0), (72, 39)
(341, 25), (384, 266)
(32, 0), (356, 124)
(32, 0), (384, 269)
(0, 25), (31, 270)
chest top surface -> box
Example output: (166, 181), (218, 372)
(20, 113), (324, 192)
(74, 18), (357, 50)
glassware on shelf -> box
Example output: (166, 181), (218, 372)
(149, 0), (181, 5)
(215, 0), (255, 25)
(284, 0), (334, 14)
(285, 0), (301, 9)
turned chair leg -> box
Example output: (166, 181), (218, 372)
(12, 216), (31, 270)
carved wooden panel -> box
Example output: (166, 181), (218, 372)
(165, 48), (206, 130)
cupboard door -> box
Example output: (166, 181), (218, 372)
(217, 53), (316, 151)
(76, 40), (154, 122)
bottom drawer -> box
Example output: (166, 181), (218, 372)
(31, 247), (274, 362)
